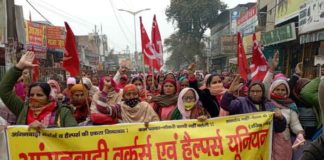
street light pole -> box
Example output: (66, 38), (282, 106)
(118, 8), (150, 70)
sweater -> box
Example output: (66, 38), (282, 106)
(221, 92), (286, 133)
(0, 67), (77, 127)
(189, 78), (220, 117)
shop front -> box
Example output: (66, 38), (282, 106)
(261, 22), (299, 76)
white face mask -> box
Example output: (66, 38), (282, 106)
(137, 86), (143, 91)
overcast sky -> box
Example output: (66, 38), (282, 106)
(15, 0), (256, 53)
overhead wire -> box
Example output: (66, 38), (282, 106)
(26, 0), (53, 25)
(28, 0), (132, 52)
(108, 0), (133, 46)
(29, 0), (93, 32)
(36, 0), (95, 28)
(30, 0), (126, 52)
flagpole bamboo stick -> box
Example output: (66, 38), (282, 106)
(141, 54), (147, 99)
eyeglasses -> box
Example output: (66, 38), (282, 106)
(182, 96), (195, 101)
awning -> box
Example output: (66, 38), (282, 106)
(229, 54), (252, 64)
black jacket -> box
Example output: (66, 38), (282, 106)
(300, 134), (324, 160)
(189, 79), (220, 117)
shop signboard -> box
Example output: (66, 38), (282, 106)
(46, 26), (65, 49)
(261, 23), (296, 46)
(243, 31), (261, 54)
(221, 35), (237, 54)
(275, 0), (304, 24)
(230, 9), (241, 34)
(300, 30), (324, 44)
(237, 6), (258, 36)
(314, 55), (324, 65)
(25, 21), (47, 59)
(299, 0), (324, 34)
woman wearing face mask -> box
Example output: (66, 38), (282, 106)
(0, 52), (77, 128)
(96, 84), (159, 123)
(169, 88), (210, 120)
(221, 75), (286, 133)
(187, 64), (221, 118)
(90, 76), (122, 125)
(131, 77), (148, 101)
(70, 84), (91, 124)
(149, 80), (178, 120)
(269, 78), (305, 160)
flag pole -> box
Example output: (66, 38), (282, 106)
(141, 52), (147, 99)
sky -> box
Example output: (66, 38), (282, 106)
(15, 0), (256, 53)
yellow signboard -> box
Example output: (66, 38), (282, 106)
(243, 32), (261, 55)
(6, 112), (273, 160)
(275, 0), (305, 24)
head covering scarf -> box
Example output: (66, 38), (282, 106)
(160, 79), (177, 95)
(179, 76), (187, 82)
(177, 88), (199, 119)
(164, 72), (176, 81)
(151, 79), (178, 107)
(269, 79), (298, 112)
(67, 77), (76, 85)
(123, 84), (138, 94)
(274, 73), (287, 81)
(82, 77), (99, 97)
(269, 79), (291, 98)
(82, 77), (93, 89)
(248, 81), (267, 106)
(70, 84), (87, 94)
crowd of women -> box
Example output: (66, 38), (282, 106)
(0, 51), (324, 160)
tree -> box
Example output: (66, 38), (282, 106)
(165, 0), (226, 70)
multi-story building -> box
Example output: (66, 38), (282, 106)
(210, 3), (256, 73)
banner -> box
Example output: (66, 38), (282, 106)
(275, 0), (304, 24)
(300, 30), (324, 44)
(6, 112), (273, 160)
(237, 6), (258, 36)
(299, 0), (324, 34)
(46, 26), (65, 49)
(25, 21), (46, 59)
(221, 35), (237, 54)
(230, 9), (241, 34)
(261, 23), (297, 46)
(26, 21), (45, 47)
(243, 31), (261, 54)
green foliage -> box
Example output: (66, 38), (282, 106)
(164, 0), (227, 70)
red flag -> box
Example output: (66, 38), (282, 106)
(140, 17), (158, 70)
(151, 15), (163, 71)
(63, 22), (80, 77)
(237, 32), (249, 80)
(250, 33), (269, 81)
